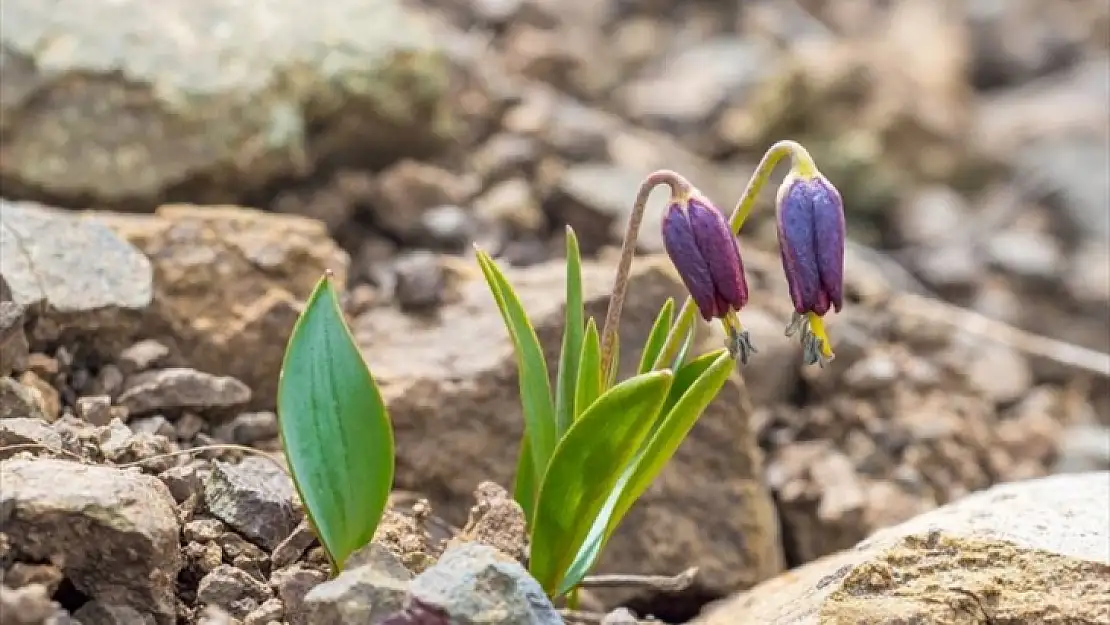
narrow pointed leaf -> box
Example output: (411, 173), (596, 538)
(513, 438), (535, 525)
(530, 370), (673, 595)
(277, 274), (394, 573)
(672, 321), (697, 370)
(555, 228), (585, 438)
(475, 250), (558, 493)
(559, 349), (734, 594)
(638, 298), (676, 374)
(606, 334), (621, 389)
(574, 318), (601, 419)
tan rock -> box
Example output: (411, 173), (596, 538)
(89, 205), (349, 407)
(353, 254), (784, 597)
(695, 471), (1110, 625)
(1, 0), (460, 208)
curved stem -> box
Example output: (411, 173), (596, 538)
(651, 140), (817, 370)
(598, 170), (694, 383)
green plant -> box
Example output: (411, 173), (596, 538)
(479, 140), (845, 599)
(274, 139), (845, 598)
(276, 273), (394, 573)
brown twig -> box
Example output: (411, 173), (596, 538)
(598, 170), (693, 381)
(0, 443), (291, 473)
(579, 567), (698, 593)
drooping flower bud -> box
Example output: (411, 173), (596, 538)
(662, 193), (755, 362)
(775, 171), (845, 366)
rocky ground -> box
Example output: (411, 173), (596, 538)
(2, 0), (1109, 623)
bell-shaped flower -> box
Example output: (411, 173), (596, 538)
(775, 171), (845, 366)
(662, 193), (756, 362)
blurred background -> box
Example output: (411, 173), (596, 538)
(1, 0), (1108, 622)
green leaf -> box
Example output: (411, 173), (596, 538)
(574, 318), (602, 419)
(513, 439), (535, 526)
(277, 273), (394, 573)
(638, 298), (676, 375)
(558, 349), (734, 595)
(555, 227), (585, 439)
(672, 321), (697, 370)
(530, 370), (674, 595)
(475, 250), (558, 497)
(606, 333), (621, 389)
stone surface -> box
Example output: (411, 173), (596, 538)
(0, 302), (30, 377)
(0, 458), (181, 623)
(353, 254), (783, 595)
(204, 457), (302, 551)
(296, 557), (411, 625)
(408, 543), (561, 625)
(0, 200), (152, 347)
(117, 368), (251, 416)
(1, 0), (461, 207)
(695, 471), (1110, 625)
(196, 564), (274, 619)
(90, 204), (349, 407)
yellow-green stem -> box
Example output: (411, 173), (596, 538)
(651, 140), (817, 370)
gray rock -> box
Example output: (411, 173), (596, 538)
(244, 597), (285, 625)
(0, 301), (29, 376)
(117, 340), (172, 376)
(409, 543), (561, 625)
(1054, 424), (1110, 474)
(297, 561), (411, 625)
(270, 521), (319, 570)
(214, 411), (279, 446)
(196, 564), (274, 619)
(117, 368), (251, 416)
(623, 37), (773, 131)
(75, 395), (114, 425)
(0, 201), (152, 345)
(0, 0), (460, 207)
(0, 458), (181, 624)
(0, 417), (63, 458)
(0, 583), (68, 625)
(159, 463), (205, 504)
(270, 564), (328, 622)
(550, 162), (670, 254)
(72, 601), (158, 625)
(393, 251), (446, 312)
(204, 457), (302, 550)
(601, 608), (639, 625)
(0, 377), (46, 421)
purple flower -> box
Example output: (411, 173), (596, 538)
(662, 194), (755, 362)
(775, 173), (845, 317)
(775, 172), (845, 365)
(662, 195), (749, 321)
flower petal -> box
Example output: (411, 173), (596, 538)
(812, 176), (845, 314)
(662, 203), (717, 320)
(776, 177), (821, 314)
(687, 197), (749, 313)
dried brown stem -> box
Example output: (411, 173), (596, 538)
(579, 567), (698, 593)
(0, 443), (290, 473)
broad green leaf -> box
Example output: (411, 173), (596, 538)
(555, 227), (585, 439)
(559, 349), (734, 594)
(638, 298), (675, 375)
(574, 318), (601, 419)
(277, 274), (394, 573)
(530, 370), (673, 595)
(513, 438), (535, 525)
(475, 250), (557, 493)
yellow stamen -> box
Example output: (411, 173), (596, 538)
(806, 312), (835, 361)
